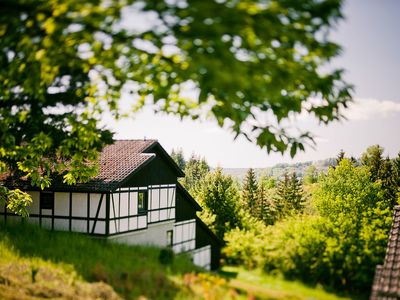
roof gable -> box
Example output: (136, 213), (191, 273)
(3, 139), (183, 192)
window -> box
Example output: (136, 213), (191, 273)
(138, 191), (147, 214)
(40, 191), (54, 210)
(166, 230), (173, 247)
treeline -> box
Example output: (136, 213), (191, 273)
(171, 145), (400, 294)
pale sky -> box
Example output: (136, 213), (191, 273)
(108, 0), (400, 168)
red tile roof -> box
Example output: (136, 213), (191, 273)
(2, 140), (159, 192)
(95, 140), (156, 182)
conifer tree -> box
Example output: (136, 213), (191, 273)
(197, 168), (241, 239)
(242, 168), (258, 216)
(288, 172), (305, 211)
(170, 148), (186, 170)
(335, 149), (346, 167)
(361, 145), (384, 182)
(361, 145), (399, 209)
(256, 179), (275, 225)
(181, 155), (210, 193)
(303, 165), (318, 185)
(276, 172), (304, 217)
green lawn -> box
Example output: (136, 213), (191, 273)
(0, 222), (362, 300)
(220, 266), (358, 300)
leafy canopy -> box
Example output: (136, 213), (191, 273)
(1, 0), (351, 213)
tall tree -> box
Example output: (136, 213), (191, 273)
(256, 178), (276, 225)
(361, 145), (385, 182)
(180, 155), (210, 193)
(303, 164), (318, 185)
(314, 159), (392, 290)
(361, 145), (398, 208)
(1, 0), (352, 214)
(242, 168), (258, 215)
(335, 149), (346, 166)
(197, 168), (241, 240)
(170, 148), (186, 170)
(276, 172), (304, 216)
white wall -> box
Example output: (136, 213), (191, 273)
(1, 191), (106, 235)
(109, 220), (175, 247)
(192, 245), (211, 270)
(173, 219), (196, 253)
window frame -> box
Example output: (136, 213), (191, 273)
(166, 230), (173, 247)
(137, 191), (147, 215)
(40, 191), (54, 210)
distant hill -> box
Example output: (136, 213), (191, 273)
(223, 158), (337, 182)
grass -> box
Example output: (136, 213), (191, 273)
(0, 222), (362, 299)
(0, 221), (196, 299)
(220, 266), (358, 300)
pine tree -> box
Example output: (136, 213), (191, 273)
(361, 145), (384, 182)
(181, 155), (210, 193)
(170, 148), (186, 170)
(303, 164), (318, 185)
(288, 172), (305, 211)
(276, 172), (304, 217)
(256, 179), (275, 225)
(242, 168), (258, 217)
(197, 168), (241, 239)
(361, 145), (399, 209)
(335, 149), (346, 167)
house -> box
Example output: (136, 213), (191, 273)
(0, 139), (221, 270)
(370, 205), (400, 299)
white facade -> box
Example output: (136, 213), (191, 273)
(192, 245), (212, 270)
(173, 219), (196, 253)
(108, 220), (175, 247)
(0, 184), (176, 240)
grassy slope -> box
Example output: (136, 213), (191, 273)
(0, 223), (356, 300)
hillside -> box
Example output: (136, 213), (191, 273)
(0, 222), (354, 300)
(223, 158), (336, 182)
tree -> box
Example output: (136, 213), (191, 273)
(313, 159), (392, 290)
(170, 148), (186, 170)
(197, 168), (241, 239)
(241, 168), (258, 216)
(361, 145), (385, 182)
(276, 172), (304, 216)
(335, 149), (346, 166)
(303, 164), (318, 185)
(1, 0), (352, 215)
(361, 145), (399, 208)
(255, 178), (276, 225)
(180, 154), (210, 193)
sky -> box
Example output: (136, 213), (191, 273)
(109, 0), (400, 168)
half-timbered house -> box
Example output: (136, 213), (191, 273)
(0, 140), (221, 270)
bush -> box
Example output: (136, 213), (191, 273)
(159, 248), (174, 265)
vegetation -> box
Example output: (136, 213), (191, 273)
(222, 146), (400, 297)
(0, 222), (351, 300)
(1, 0), (352, 214)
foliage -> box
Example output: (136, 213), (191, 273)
(181, 154), (210, 193)
(224, 222), (269, 269)
(0, 222), (198, 300)
(241, 168), (258, 216)
(312, 159), (392, 291)
(255, 178), (276, 225)
(197, 168), (242, 240)
(275, 172), (305, 217)
(171, 148), (186, 170)
(159, 248), (175, 265)
(303, 164), (318, 185)
(360, 145), (399, 209)
(223, 156), (395, 295)
(1, 0), (351, 214)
